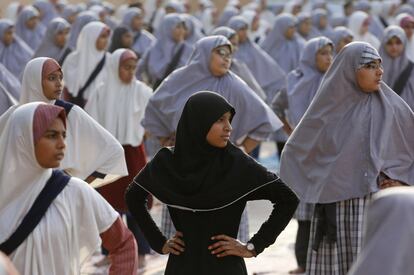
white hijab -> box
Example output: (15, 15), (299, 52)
(62, 21), (109, 99)
(396, 13), (414, 62)
(86, 49), (152, 146)
(348, 11), (381, 49)
(0, 102), (118, 275)
(18, 57), (128, 181)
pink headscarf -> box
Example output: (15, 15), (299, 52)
(33, 104), (66, 144)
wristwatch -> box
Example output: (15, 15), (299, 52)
(246, 242), (255, 253)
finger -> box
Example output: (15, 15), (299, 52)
(211, 244), (233, 255)
(170, 241), (185, 252)
(168, 247), (182, 255)
(175, 231), (184, 238)
(173, 237), (186, 247)
(211, 234), (232, 241)
(208, 240), (230, 250)
(217, 249), (239, 258)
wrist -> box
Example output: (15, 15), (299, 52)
(245, 242), (257, 257)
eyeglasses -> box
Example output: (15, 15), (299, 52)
(214, 48), (232, 59)
(360, 62), (383, 70)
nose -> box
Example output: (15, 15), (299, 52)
(377, 67), (384, 76)
(57, 134), (66, 150)
(224, 120), (232, 132)
(57, 79), (63, 88)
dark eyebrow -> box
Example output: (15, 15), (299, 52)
(44, 129), (65, 134)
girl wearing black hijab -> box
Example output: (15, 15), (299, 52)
(126, 91), (298, 275)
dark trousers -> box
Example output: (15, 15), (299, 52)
(295, 220), (311, 268)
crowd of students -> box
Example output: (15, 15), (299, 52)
(1, 0), (414, 274)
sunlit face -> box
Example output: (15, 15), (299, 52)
(119, 58), (137, 84)
(131, 15), (143, 31)
(385, 36), (404, 59)
(54, 27), (70, 48)
(25, 16), (39, 30)
(171, 22), (186, 43)
(42, 69), (63, 100)
(336, 35), (353, 53)
(236, 27), (248, 43)
(298, 18), (311, 36)
(285, 26), (296, 40)
(356, 59), (383, 93)
(2, 27), (14, 46)
(96, 29), (110, 51)
(206, 111), (232, 148)
(209, 45), (232, 77)
(34, 118), (66, 168)
(315, 44), (333, 73)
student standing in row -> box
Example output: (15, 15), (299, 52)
(280, 42), (414, 275)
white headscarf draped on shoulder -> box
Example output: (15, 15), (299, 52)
(142, 35), (282, 142)
(280, 42), (414, 203)
(17, 57), (127, 181)
(62, 21), (109, 99)
(348, 11), (380, 49)
(0, 102), (118, 274)
(86, 49), (152, 146)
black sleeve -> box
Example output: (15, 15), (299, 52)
(125, 182), (167, 254)
(244, 177), (299, 255)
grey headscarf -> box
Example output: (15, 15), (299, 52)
(66, 10), (99, 50)
(287, 37), (333, 127)
(121, 7), (155, 58)
(15, 6), (46, 51)
(139, 13), (193, 83)
(33, 0), (58, 26)
(121, 7), (142, 28)
(142, 35), (282, 141)
(296, 12), (315, 41)
(348, 187), (414, 275)
(217, 6), (239, 27)
(34, 17), (71, 61)
(379, 26), (414, 110)
(212, 26), (266, 100)
(62, 5), (79, 23)
(280, 42), (414, 203)
(228, 16), (286, 103)
(0, 62), (21, 101)
(182, 14), (205, 46)
(260, 13), (305, 73)
(331, 26), (354, 54)
(311, 8), (334, 39)
(0, 19), (34, 79)
(0, 81), (17, 116)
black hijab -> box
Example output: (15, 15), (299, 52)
(134, 91), (279, 210)
(108, 25), (131, 53)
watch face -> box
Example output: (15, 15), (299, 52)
(247, 243), (255, 251)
